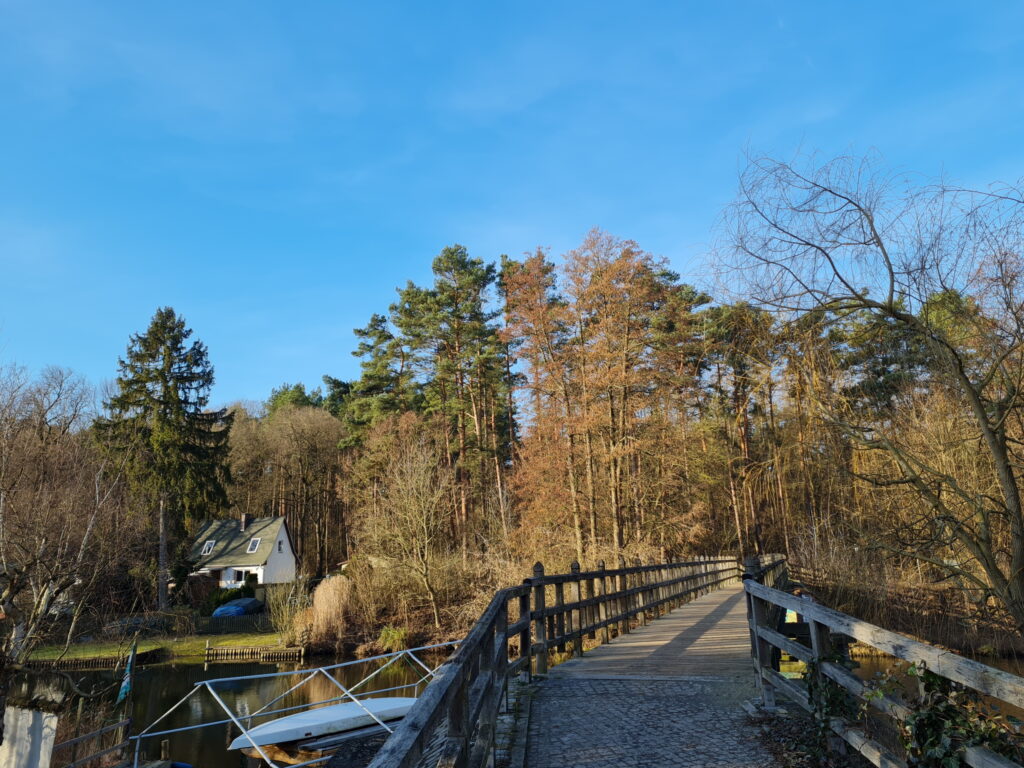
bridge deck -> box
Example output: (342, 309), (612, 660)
(525, 585), (776, 768)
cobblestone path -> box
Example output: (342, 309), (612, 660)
(525, 586), (774, 768)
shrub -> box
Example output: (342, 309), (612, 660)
(293, 575), (352, 651)
(377, 625), (409, 653)
(265, 581), (309, 643)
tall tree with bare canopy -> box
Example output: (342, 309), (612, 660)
(731, 155), (1024, 631)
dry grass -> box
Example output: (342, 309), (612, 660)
(293, 575), (353, 651)
(792, 558), (1024, 657)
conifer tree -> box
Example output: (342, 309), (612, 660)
(98, 307), (231, 609)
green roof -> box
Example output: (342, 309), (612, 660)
(189, 517), (288, 568)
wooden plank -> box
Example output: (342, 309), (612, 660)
(964, 746), (1024, 768)
(554, 587), (754, 679)
(830, 720), (905, 768)
(755, 625), (812, 662)
(504, 617), (529, 639)
(762, 666), (906, 768)
(820, 661), (911, 721)
(751, 594), (777, 708)
(366, 588), (508, 768)
(762, 667), (809, 708)
(745, 581), (1024, 709)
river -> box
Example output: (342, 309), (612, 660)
(27, 654), (440, 767)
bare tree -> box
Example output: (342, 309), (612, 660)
(0, 366), (128, 743)
(357, 415), (455, 628)
(730, 154), (1024, 631)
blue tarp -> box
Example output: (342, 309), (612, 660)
(211, 597), (264, 617)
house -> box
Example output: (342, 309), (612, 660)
(189, 514), (297, 588)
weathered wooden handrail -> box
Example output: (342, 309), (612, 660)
(744, 578), (1024, 768)
(368, 555), (742, 768)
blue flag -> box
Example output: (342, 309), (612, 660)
(116, 642), (137, 705)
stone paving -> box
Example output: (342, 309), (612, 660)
(526, 678), (768, 768)
(525, 586), (776, 768)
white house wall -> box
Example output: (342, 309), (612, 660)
(262, 533), (296, 583)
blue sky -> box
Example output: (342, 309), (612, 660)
(2, 2), (1023, 405)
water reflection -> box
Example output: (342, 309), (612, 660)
(35, 654), (442, 768)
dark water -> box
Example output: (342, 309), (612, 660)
(29, 654), (441, 768)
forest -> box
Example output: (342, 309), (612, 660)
(6, 154), (1024, 670)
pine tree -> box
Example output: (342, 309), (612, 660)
(98, 307), (232, 609)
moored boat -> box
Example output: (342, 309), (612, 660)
(228, 696), (416, 750)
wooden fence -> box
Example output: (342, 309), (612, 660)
(195, 612), (273, 635)
(49, 718), (131, 768)
(366, 556), (741, 768)
(203, 642), (304, 662)
(28, 647), (165, 671)
(744, 575), (1024, 768)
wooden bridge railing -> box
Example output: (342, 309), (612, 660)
(745, 578), (1024, 768)
(367, 555), (741, 768)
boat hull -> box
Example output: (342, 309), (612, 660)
(228, 697), (417, 750)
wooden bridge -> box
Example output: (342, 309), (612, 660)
(362, 556), (1024, 768)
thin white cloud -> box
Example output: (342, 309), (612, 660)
(0, 1), (361, 140)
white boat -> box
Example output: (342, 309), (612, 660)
(228, 696), (417, 750)
(133, 644), (458, 767)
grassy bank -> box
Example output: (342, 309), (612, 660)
(29, 631), (284, 662)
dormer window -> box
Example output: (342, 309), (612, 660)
(246, 538), (261, 554)
(278, 540), (282, 553)
(201, 540), (215, 556)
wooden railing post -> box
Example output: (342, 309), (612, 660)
(634, 558), (647, 626)
(518, 582), (531, 681)
(596, 560), (610, 644)
(584, 565), (597, 641)
(648, 561), (655, 615)
(554, 577), (567, 653)
(496, 597), (509, 710)
(441, 667), (471, 768)
(474, 619), (499, 766)
(569, 561), (583, 656)
(809, 617), (832, 676)
(617, 556), (630, 636)
(659, 563), (668, 614)
(743, 555), (776, 709)
(532, 562), (548, 676)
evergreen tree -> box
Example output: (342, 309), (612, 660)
(343, 312), (421, 443)
(98, 307), (232, 609)
(266, 382), (323, 415)
(345, 246), (515, 550)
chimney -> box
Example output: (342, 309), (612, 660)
(240, 513), (251, 532)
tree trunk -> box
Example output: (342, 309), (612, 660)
(157, 495), (169, 611)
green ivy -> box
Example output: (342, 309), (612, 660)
(803, 654), (858, 757)
(896, 663), (1023, 768)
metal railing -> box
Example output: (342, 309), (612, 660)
(129, 643), (456, 768)
(50, 718), (131, 768)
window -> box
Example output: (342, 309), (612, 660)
(201, 540), (215, 556)
(278, 540), (283, 553)
(246, 537), (261, 554)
